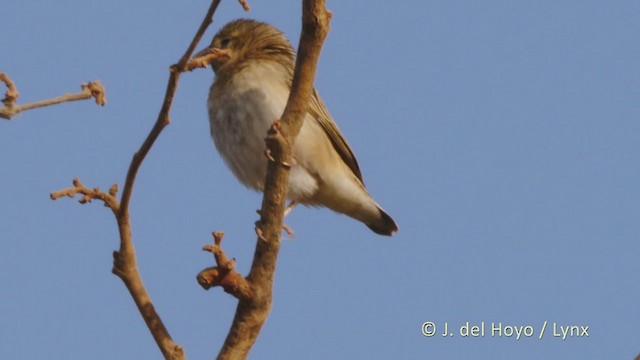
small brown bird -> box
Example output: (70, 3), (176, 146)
(199, 19), (398, 236)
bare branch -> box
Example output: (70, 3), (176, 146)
(120, 0), (223, 213)
(279, 4), (332, 142)
(0, 74), (106, 120)
(105, 1), (229, 359)
(185, 48), (229, 71)
(49, 0), (253, 358)
(50, 178), (120, 214)
(0, 72), (19, 107)
(197, 232), (252, 300)
(237, 0), (251, 12)
(216, 1), (332, 359)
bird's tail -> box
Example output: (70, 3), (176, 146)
(366, 207), (398, 236)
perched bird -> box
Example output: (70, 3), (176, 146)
(199, 19), (398, 236)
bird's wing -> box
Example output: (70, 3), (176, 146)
(308, 88), (364, 183)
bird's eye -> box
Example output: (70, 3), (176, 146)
(220, 38), (231, 48)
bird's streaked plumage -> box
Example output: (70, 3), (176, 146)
(201, 19), (398, 236)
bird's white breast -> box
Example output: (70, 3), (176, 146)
(208, 61), (319, 199)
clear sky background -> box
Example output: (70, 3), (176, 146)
(1, 1), (638, 359)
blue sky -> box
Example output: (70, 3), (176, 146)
(1, 1), (639, 359)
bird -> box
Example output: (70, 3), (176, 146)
(198, 19), (398, 236)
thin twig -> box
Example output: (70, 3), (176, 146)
(0, 72), (19, 107)
(120, 0), (223, 213)
(237, 0), (250, 12)
(0, 74), (105, 120)
(50, 178), (119, 214)
(185, 48), (229, 71)
(215, 1), (332, 359)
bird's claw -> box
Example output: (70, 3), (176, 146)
(254, 221), (268, 242)
(264, 148), (296, 168)
(264, 149), (276, 162)
(282, 223), (295, 239)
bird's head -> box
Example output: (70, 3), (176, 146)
(196, 19), (295, 74)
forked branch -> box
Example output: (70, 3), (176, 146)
(198, 232), (252, 299)
(0, 73), (106, 120)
